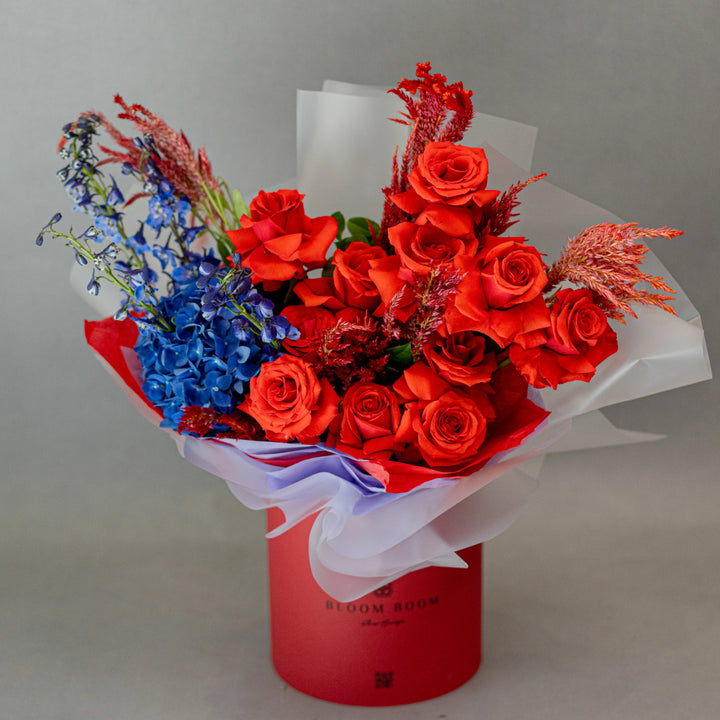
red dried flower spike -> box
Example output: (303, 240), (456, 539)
(546, 223), (682, 322)
(380, 63), (475, 242)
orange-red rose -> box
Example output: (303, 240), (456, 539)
(279, 305), (336, 360)
(509, 288), (618, 388)
(349, 362), (549, 493)
(480, 239), (548, 309)
(392, 362), (494, 470)
(366, 255), (417, 322)
(412, 390), (488, 469)
(546, 288), (612, 354)
(391, 142), (500, 215)
(415, 204), (475, 237)
(388, 221), (477, 276)
(247, 187), (304, 223)
(227, 189), (336, 289)
(327, 382), (402, 460)
(331, 242), (387, 310)
(447, 257), (551, 349)
(294, 241), (387, 312)
(411, 142), (494, 206)
(423, 330), (497, 386)
(240, 354), (339, 443)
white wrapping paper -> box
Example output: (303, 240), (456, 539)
(87, 80), (711, 601)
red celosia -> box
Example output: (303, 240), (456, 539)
(484, 173), (547, 237)
(177, 406), (222, 436)
(380, 63), (475, 242)
(177, 406), (264, 440)
(64, 96), (220, 212)
(312, 318), (393, 392)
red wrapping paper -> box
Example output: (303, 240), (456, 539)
(266, 506), (483, 705)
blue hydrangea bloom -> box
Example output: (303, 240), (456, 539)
(134, 269), (285, 430)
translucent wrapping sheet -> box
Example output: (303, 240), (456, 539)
(86, 81), (711, 601)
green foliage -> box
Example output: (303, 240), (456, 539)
(388, 343), (413, 369)
(215, 234), (235, 261)
(232, 188), (250, 222)
(332, 211), (346, 240)
(335, 215), (380, 251)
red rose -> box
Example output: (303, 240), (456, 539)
(391, 142), (499, 213)
(226, 189), (336, 289)
(388, 221), (477, 276)
(366, 254), (417, 322)
(294, 241), (387, 312)
(399, 390), (488, 470)
(279, 305), (336, 359)
(509, 288), (618, 388)
(355, 362), (548, 493)
(480, 239), (547, 309)
(392, 362), (494, 470)
(247, 188), (306, 225)
(240, 355), (339, 443)
(326, 382), (402, 460)
(423, 330), (497, 386)
(331, 241), (387, 311)
(447, 257), (551, 348)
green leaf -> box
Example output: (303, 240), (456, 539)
(216, 235), (234, 260)
(232, 188), (249, 220)
(331, 211), (345, 240)
(335, 234), (375, 251)
(347, 216), (379, 241)
(217, 190), (231, 211)
(388, 343), (413, 368)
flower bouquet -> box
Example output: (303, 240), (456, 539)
(38, 64), (710, 705)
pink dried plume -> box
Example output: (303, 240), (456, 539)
(82, 95), (219, 206)
(546, 223), (682, 322)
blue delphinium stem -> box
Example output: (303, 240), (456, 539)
(37, 214), (173, 332)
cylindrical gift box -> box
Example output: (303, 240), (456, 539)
(266, 507), (482, 706)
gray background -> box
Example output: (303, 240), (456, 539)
(2, 1), (718, 718)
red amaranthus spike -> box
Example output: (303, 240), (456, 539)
(546, 223), (682, 322)
(379, 63), (475, 242)
(177, 406), (264, 439)
(177, 406), (221, 436)
(66, 97), (220, 207)
(111, 94), (219, 203)
(313, 318), (392, 392)
(406, 266), (465, 359)
(485, 173), (547, 236)
(214, 409), (265, 440)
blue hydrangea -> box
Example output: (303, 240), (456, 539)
(134, 269), (287, 430)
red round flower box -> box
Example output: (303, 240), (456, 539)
(266, 507), (483, 706)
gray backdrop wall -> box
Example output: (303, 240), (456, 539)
(2, 2), (718, 719)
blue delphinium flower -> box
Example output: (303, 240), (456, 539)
(126, 222), (150, 253)
(92, 212), (123, 243)
(147, 190), (176, 230)
(106, 175), (124, 206)
(57, 115), (128, 244)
